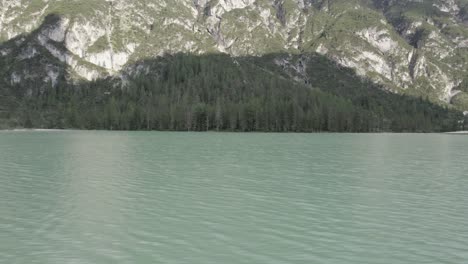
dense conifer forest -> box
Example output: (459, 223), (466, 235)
(0, 53), (464, 132)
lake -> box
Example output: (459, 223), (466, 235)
(1, 131), (467, 263)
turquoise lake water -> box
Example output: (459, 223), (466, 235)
(1, 131), (467, 263)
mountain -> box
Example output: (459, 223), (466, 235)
(0, 0), (467, 130)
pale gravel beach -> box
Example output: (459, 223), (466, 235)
(446, 131), (468, 134)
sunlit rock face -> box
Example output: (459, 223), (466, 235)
(0, 0), (467, 109)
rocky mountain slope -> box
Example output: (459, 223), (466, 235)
(1, 0), (467, 111)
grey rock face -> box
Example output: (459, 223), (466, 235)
(1, 0), (467, 108)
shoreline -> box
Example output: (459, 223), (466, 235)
(445, 131), (468, 134)
(1, 128), (467, 134)
(7, 129), (70, 132)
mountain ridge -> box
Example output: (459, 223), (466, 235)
(1, 0), (467, 112)
(0, 16), (463, 132)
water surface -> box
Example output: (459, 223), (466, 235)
(1, 131), (467, 263)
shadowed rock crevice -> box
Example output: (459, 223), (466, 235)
(273, 0), (287, 26)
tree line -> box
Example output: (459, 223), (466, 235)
(4, 53), (464, 132)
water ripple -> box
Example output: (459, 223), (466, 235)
(0, 132), (467, 263)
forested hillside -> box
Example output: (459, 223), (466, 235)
(1, 53), (463, 132)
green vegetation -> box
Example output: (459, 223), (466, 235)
(88, 36), (109, 54)
(1, 53), (462, 132)
(459, 78), (468, 93)
(48, 1), (108, 17)
(452, 93), (468, 111)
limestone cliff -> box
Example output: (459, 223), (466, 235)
(1, 0), (467, 110)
